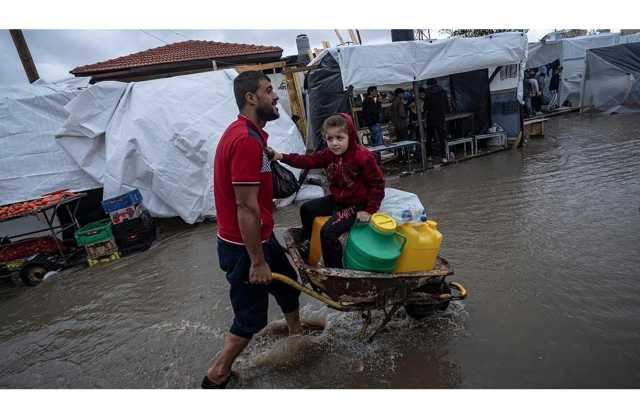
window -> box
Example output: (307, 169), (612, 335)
(500, 64), (519, 80)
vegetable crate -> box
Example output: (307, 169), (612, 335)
(112, 210), (156, 256)
(75, 219), (114, 247)
(84, 238), (119, 260)
(0, 236), (64, 263)
(87, 252), (121, 267)
(101, 190), (143, 214)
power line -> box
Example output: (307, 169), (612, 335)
(171, 30), (190, 40)
(139, 30), (170, 45)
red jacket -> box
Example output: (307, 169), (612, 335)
(281, 113), (385, 214)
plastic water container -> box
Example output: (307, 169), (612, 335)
(308, 216), (330, 266)
(393, 220), (443, 273)
(344, 213), (406, 273)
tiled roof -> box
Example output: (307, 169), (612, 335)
(71, 40), (283, 76)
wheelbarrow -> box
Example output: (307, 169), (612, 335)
(271, 228), (467, 341)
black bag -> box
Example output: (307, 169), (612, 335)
(263, 148), (300, 199)
(270, 160), (300, 199)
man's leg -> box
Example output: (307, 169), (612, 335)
(549, 91), (558, 109)
(267, 236), (303, 336)
(425, 124), (434, 158)
(370, 123), (383, 146)
(284, 310), (303, 336)
(207, 240), (271, 386)
(207, 333), (249, 384)
(437, 125), (447, 159)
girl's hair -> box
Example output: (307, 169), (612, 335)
(322, 114), (348, 135)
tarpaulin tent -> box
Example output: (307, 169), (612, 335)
(581, 42), (640, 114)
(0, 77), (99, 206)
(307, 32), (529, 150)
(526, 33), (640, 106)
(56, 69), (306, 224)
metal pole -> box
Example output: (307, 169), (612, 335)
(413, 80), (427, 170)
(9, 29), (39, 83)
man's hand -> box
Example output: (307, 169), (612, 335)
(266, 147), (283, 161)
(249, 260), (272, 285)
(356, 211), (372, 223)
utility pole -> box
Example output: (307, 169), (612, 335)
(9, 29), (39, 83)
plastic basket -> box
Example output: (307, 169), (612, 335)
(109, 204), (144, 225)
(112, 210), (156, 255)
(101, 190), (143, 214)
(87, 252), (120, 267)
(85, 238), (119, 259)
(75, 219), (113, 247)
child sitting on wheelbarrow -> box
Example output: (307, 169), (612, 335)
(270, 113), (385, 268)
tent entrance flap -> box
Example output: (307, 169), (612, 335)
(307, 53), (351, 151)
(449, 69), (492, 135)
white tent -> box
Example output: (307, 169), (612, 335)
(56, 69), (306, 224)
(324, 32), (529, 103)
(526, 33), (640, 106)
(0, 77), (99, 206)
(581, 42), (640, 114)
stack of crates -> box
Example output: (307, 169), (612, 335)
(75, 219), (120, 267)
(101, 190), (156, 256)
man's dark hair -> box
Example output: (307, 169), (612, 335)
(234, 71), (270, 110)
(394, 88), (405, 96)
(367, 86), (377, 95)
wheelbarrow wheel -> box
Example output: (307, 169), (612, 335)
(404, 281), (451, 320)
(20, 260), (55, 286)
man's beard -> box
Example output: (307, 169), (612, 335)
(257, 102), (279, 122)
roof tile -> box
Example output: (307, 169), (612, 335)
(71, 40), (283, 75)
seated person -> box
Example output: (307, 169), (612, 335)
(270, 113), (385, 268)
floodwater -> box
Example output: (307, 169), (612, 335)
(1, 112), (639, 388)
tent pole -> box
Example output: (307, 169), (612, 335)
(413, 80), (427, 170)
(9, 30), (39, 83)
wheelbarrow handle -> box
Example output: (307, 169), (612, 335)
(271, 273), (347, 311)
(439, 281), (468, 301)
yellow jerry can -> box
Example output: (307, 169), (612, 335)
(393, 220), (443, 273)
(308, 216), (330, 266)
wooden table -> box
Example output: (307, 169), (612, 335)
(445, 137), (474, 158)
(368, 140), (420, 169)
(473, 132), (508, 153)
(445, 112), (475, 138)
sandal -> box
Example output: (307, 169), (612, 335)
(201, 372), (234, 389)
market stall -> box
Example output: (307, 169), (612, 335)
(0, 190), (86, 285)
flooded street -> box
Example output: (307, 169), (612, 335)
(1, 112), (639, 388)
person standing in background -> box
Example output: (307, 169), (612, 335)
(423, 79), (449, 163)
(362, 86), (383, 146)
(390, 88), (409, 141)
(536, 68), (547, 109)
(548, 66), (562, 110)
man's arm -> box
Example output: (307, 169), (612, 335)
(234, 185), (271, 284)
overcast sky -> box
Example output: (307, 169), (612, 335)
(0, 29), (551, 85)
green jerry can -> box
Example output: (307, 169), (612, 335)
(344, 213), (407, 273)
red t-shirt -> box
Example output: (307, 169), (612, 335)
(214, 115), (273, 244)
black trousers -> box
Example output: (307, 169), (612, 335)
(426, 123), (447, 158)
(300, 195), (360, 268)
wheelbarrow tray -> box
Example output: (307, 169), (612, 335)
(282, 227), (453, 309)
